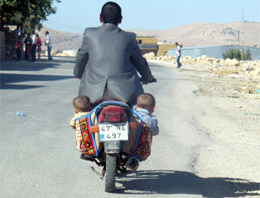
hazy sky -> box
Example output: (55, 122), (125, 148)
(43, 0), (260, 33)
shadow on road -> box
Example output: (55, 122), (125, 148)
(0, 73), (73, 89)
(0, 60), (74, 89)
(0, 60), (61, 71)
(116, 170), (260, 197)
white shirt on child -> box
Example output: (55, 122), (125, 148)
(134, 107), (159, 136)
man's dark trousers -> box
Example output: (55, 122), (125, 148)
(31, 44), (36, 61)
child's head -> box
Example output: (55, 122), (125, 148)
(136, 93), (156, 113)
(73, 96), (92, 113)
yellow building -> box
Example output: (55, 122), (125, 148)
(157, 44), (176, 56)
(136, 36), (158, 55)
(136, 36), (175, 56)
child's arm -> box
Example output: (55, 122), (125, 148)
(142, 115), (159, 136)
(148, 118), (159, 136)
(70, 117), (76, 130)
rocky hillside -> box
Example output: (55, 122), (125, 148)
(37, 26), (82, 51)
(38, 21), (260, 50)
(133, 21), (260, 47)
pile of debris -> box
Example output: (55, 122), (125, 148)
(144, 52), (260, 96)
(144, 52), (260, 79)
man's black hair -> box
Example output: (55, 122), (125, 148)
(101, 1), (122, 25)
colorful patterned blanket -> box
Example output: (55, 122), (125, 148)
(75, 101), (152, 161)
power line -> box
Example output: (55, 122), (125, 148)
(45, 19), (84, 32)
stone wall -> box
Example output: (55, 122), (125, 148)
(5, 30), (16, 59)
(0, 31), (5, 62)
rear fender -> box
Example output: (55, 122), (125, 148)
(104, 141), (121, 154)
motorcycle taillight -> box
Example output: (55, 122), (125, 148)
(98, 106), (128, 123)
(104, 112), (121, 122)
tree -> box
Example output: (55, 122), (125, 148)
(222, 48), (252, 61)
(0, 0), (61, 32)
(244, 48), (252, 60)
(222, 49), (241, 60)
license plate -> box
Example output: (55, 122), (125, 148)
(99, 122), (129, 142)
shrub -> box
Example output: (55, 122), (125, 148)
(222, 48), (252, 61)
(222, 49), (241, 60)
(41, 49), (46, 54)
(56, 49), (63, 54)
(244, 48), (252, 60)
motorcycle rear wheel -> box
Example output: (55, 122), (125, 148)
(105, 154), (117, 192)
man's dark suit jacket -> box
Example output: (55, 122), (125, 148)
(74, 23), (154, 104)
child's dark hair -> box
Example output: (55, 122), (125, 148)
(137, 93), (155, 110)
(73, 96), (91, 112)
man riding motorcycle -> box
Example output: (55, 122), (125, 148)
(73, 1), (155, 105)
(73, 2), (157, 192)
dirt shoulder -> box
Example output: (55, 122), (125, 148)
(188, 69), (260, 197)
(185, 68), (260, 179)
(176, 60), (260, 180)
(150, 57), (260, 196)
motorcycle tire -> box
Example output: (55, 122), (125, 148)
(105, 154), (117, 192)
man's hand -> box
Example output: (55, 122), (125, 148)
(140, 76), (157, 85)
(77, 78), (81, 80)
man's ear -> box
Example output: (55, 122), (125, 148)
(100, 14), (104, 24)
(118, 16), (123, 24)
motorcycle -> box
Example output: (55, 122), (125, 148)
(74, 79), (156, 192)
(75, 101), (152, 192)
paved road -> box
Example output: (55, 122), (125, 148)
(0, 58), (225, 198)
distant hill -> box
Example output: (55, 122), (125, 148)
(132, 21), (260, 47)
(38, 21), (260, 51)
(37, 26), (83, 51)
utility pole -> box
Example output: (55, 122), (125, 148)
(242, 6), (244, 22)
(241, 41), (244, 61)
(238, 30), (240, 49)
(237, 31), (240, 60)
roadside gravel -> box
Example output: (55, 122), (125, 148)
(150, 59), (260, 196)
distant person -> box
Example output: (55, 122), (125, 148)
(70, 96), (92, 129)
(31, 31), (36, 61)
(16, 25), (22, 39)
(134, 93), (159, 136)
(15, 37), (23, 60)
(36, 33), (42, 61)
(74, 1), (155, 106)
(24, 33), (32, 61)
(175, 42), (182, 68)
(45, 31), (53, 62)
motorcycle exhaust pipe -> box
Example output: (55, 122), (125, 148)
(126, 157), (139, 171)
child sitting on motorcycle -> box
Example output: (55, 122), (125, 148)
(70, 96), (92, 129)
(134, 93), (159, 136)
